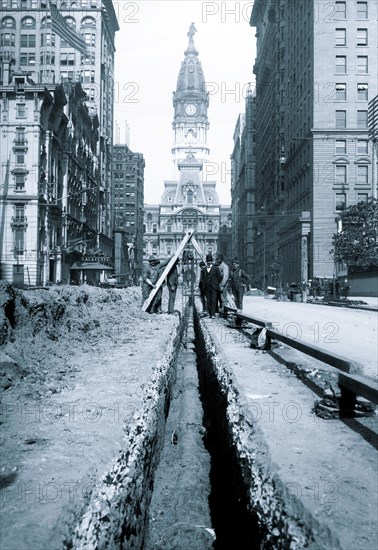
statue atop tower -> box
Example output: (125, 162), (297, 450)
(187, 22), (197, 51)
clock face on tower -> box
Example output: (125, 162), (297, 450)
(185, 103), (197, 116)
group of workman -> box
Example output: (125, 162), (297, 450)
(142, 253), (250, 316)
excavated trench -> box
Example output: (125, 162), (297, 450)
(143, 305), (265, 549)
(69, 304), (290, 549)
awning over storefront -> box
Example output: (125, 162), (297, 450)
(70, 262), (112, 271)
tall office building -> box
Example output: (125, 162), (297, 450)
(113, 144), (145, 283)
(0, 0), (119, 254)
(250, 0), (377, 286)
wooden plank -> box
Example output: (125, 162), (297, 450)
(142, 230), (195, 312)
(338, 373), (378, 404)
(190, 236), (205, 261)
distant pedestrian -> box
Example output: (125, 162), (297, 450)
(198, 260), (207, 313)
(199, 254), (222, 318)
(228, 258), (250, 310)
(166, 259), (179, 313)
(215, 253), (229, 314)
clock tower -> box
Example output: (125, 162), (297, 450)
(172, 23), (210, 165)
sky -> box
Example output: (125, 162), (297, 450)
(113, 0), (256, 205)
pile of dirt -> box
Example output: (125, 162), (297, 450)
(0, 282), (144, 398)
(0, 282), (180, 550)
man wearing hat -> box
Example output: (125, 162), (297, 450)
(142, 255), (160, 304)
(228, 258), (250, 310)
(199, 254), (222, 318)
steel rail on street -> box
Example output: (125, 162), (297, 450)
(224, 306), (378, 411)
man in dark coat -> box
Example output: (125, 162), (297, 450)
(198, 260), (207, 313)
(166, 259), (179, 314)
(199, 254), (222, 318)
(228, 258), (250, 310)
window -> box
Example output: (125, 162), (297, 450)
(335, 110), (346, 128)
(357, 110), (367, 128)
(40, 15), (51, 27)
(357, 29), (368, 46)
(357, 56), (368, 74)
(0, 32), (15, 46)
(357, 193), (368, 203)
(335, 193), (346, 211)
(20, 34), (36, 47)
(356, 2), (368, 19)
(81, 69), (95, 83)
(60, 70), (75, 81)
(83, 32), (95, 46)
(15, 204), (25, 220)
(335, 165), (347, 185)
(14, 228), (24, 255)
(15, 127), (25, 143)
(20, 52), (35, 65)
(40, 51), (55, 65)
(15, 174), (25, 190)
(335, 139), (346, 154)
(357, 83), (368, 101)
(41, 32), (55, 46)
(335, 83), (346, 101)
(1, 16), (16, 27)
(16, 152), (25, 164)
(335, 55), (346, 74)
(357, 165), (368, 184)
(335, 1), (346, 19)
(357, 139), (368, 154)
(152, 224), (157, 233)
(81, 16), (96, 27)
(16, 104), (26, 118)
(81, 52), (95, 65)
(65, 16), (76, 28)
(60, 52), (75, 65)
(335, 28), (346, 46)
(21, 16), (35, 28)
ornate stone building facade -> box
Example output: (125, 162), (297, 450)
(0, 0), (119, 249)
(144, 26), (232, 260)
(0, 74), (100, 285)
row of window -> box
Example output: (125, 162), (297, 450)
(335, 192), (369, 212)
(335, 109), (367, 128)
(334, 1), (368, 20)
(1, 0), (98, 8)
(114, 182), (136, 188)
(334, 139), (368, 155)
(0, 30), (96, 47)
(335, 54), (369, 74)
(335, 164), (370, 185)
(1, 15), (97, 29)
(332, 82), (369, 101)
(335, 28), (368, 47)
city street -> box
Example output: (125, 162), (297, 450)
(242, 297), (378, 379)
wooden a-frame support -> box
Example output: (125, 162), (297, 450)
(142, 230), (204, 312)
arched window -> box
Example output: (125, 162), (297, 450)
(81, 16), (96, 27)
(41, 16), (51, 27)
(65, 16), (76, 28)
(1, 16), (16, 28)
(21, 16), (36, 29)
